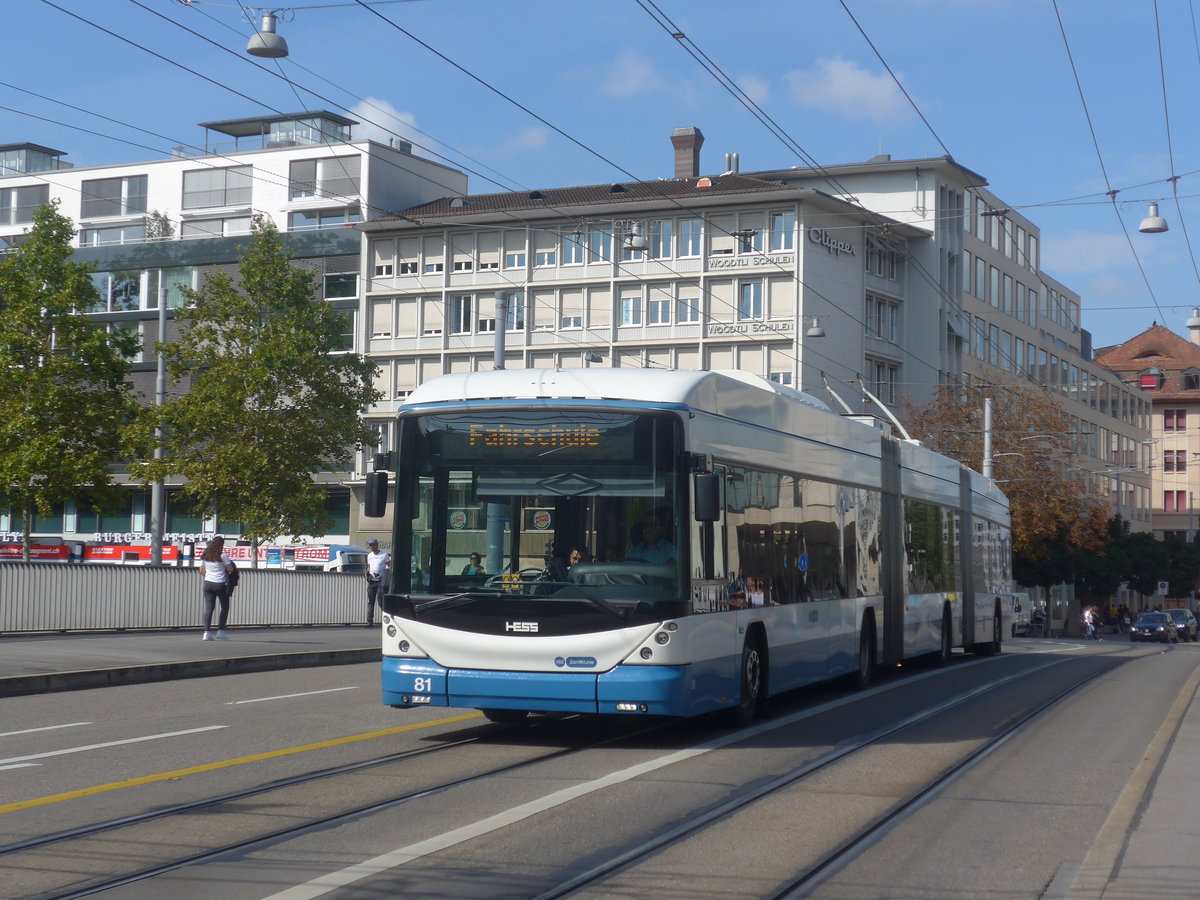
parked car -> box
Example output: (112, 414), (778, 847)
(1130, 612), (1179, 643)
(1166, 608), (1198, 642)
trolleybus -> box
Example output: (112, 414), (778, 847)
(368, 368), (1012, 724)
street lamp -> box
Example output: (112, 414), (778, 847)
(247, 10), (290, 59)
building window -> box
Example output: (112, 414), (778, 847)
(453, 260), (474, 272)
(1140, 369), (1164, 390)
(865, 294), (898, 342)
(1184, 370), (1200, 390)
(88, 271), (144, 313)
(735, 227), (763, 254)
(647, 297), (670, 325)
(182, 165), (252, 209)
(738, 281), (763, 320)
(649, 220), (673, 259)
(398, 262), (418, 275)
(505, 251), (526, 268)
(423, 262), (444, 274)
(1165, 409), (1187, 431)
(1165, 490), (1187, 512)
(588, 228), (612, 263)
(0, 184), (49, 226)
(320, 273), (356, 299)
(769, 371), (793, 386)
(865, 236), (899, 279)
(81, 175), (147, 219)
(678, 218), (702, 257)
(868, 358), (899, 404)
(288, 155), (361, 200)
(181, 216), (253, 240)
(534, 250), (556, 267)
(501, 292), (525, 331)
(288, 207), (361, 231)
(620, 293), (642, 326)
(677, 295), (702, 323)
(449, 296), (472, 334)
(561, 232), (585, 265)
(80, 223), (147, 247)
(1164, 450), (1187, 473)
(769, 211), (794, 251)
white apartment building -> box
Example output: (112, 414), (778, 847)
(358, 131), (1151, 529)
(750, 156), (1152, 528)
(359, 129), (928, 445)
(0, 111), (467, 550)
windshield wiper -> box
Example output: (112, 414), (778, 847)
(412, 590), (505, 614)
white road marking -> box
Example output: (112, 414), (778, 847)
(229, 687), (359, 705)
(264, 656), (1064, 900)
(0, 722), (91, 738)
(0, 764), (40, 771)
(0, 726), (227, 766)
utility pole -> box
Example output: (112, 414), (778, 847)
(149, 287), (168, 565)
(485, 291), (511, 577)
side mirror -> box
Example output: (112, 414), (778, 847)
(693, 472), (720, 522)
(364, 471), (388, 518)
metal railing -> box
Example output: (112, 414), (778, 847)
(0, 564), (365, 633)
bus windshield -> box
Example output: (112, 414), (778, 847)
(393, 408), (685, 625)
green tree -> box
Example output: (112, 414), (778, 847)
(0, 202), (140, 559)
(136, 217), (380, 562)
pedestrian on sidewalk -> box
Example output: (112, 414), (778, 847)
(199, 536), (234, 641)
(364, 539), (392, 628)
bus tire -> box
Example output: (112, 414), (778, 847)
(853, 618), (876, 691)
(481, 708), (528, 724)
(725, 634), (764, 728)
(977, 609), (1003, 656)
(935, 607), (953, 667)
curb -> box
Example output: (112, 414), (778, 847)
(0, 648), (381, 698)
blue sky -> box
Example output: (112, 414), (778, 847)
(6, 0), (1200, 350)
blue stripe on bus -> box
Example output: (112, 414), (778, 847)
(382, 656), (728, 717)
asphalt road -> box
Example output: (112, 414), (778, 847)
(2, 639), (1198, 900)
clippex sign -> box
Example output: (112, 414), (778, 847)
(808, 228), (855, 257)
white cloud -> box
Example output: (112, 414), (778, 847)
(599, 48), (666, 98)
(347, 98), (419, 147)
(784, 58), (911, 127)
(736, 74), (771, 105)
(495, 126), (550, 156)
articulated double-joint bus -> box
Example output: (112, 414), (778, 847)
(369, 368), (1013, 725)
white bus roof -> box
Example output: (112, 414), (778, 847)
(401, 368), (832, 415)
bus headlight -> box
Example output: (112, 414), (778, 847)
(387, 625), (397, 638)
(640, 647), (653, 659)
(654, 631), (670, 645)
(398, 640), (410, 652)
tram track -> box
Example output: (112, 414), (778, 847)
(4, 715), (668, 900)
(531, 651), (1134, 899)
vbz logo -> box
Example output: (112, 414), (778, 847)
(505, 621), (539, 633)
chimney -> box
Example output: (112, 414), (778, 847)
(1188, 308), (1200, 345)
(671, 126), (704, 179)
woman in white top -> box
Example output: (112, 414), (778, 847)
(199, 536), (234, 641)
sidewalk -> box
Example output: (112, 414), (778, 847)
(0, 625), (379, 698)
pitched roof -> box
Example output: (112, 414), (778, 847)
(376, 174), (803, 223)
(1094, 324), (1200, 399)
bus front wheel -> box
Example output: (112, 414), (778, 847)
(725, 635), (764, 728)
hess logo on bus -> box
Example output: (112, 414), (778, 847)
(505, 621), (539, 633)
